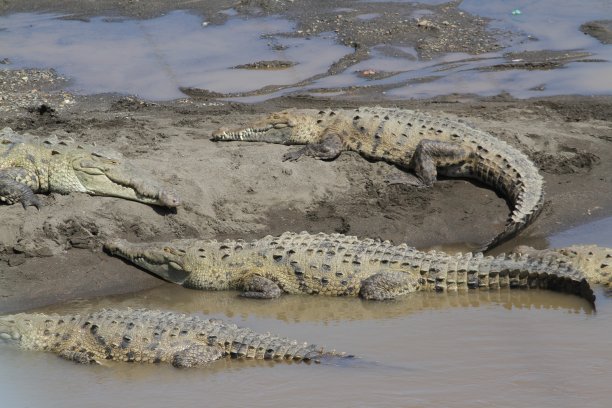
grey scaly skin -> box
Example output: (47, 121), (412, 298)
(514, 244), (612, 288)
(0, 308), (344, 368)
(105, 231), (598, 304)
(0, 141), (180, 208)
(212, 108), (544, 252)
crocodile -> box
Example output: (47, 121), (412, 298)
(104, 231), (600, 304)
(212, 108), (544, 252)
(514, 244), (612, 288)
(0, 308), (344, 368)
(0, 140), (180, 208)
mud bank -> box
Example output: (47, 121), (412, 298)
(1, 90), (611, 312)
(1, 0), (612, 312)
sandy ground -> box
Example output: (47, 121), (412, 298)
(0, 1), (611, 313)
(1, 93), (611, 313)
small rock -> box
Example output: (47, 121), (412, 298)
(8, 254), (26, 267)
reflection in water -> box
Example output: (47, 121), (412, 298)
(39, 284), (594, 323)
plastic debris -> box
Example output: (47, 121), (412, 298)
(511, 9), (522, 15)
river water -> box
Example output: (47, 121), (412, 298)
(1, 286), (610, 408)
(1, 215), (611, 408)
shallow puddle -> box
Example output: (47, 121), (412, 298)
(387, 0), (612, 99)
(548, 216), (612, 248)
(1, 1), (611, 100)
(0, 11), (351, 100)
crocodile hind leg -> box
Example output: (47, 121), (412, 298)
(282, 133), (344, 162)
(172, 344), (224, 368)
(240, 275), (283, 299)
(0, 168), (41, 208)
(359, 272), (419, 300)
(408, 139), (470, 187)
(384, 172), (424, 187)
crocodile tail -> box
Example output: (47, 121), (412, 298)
(414, 251), (594, 304)
(475, 198), (544, 253)
(514, 244), (612, 288)
(258, 337), (348, 363)
(467, 133), (545, 252)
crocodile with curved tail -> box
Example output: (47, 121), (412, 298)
(212, 108), (544, 252)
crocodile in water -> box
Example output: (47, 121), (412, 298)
(0, 308), (344, 367)
(105, 231), (600, 303)
(514, 244), (612, 289)
(212, 108), (544, 251)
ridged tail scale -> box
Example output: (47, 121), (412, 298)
(420, 114), (545, 252)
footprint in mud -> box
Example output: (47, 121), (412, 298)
(519, 133), (600, 175)
(531, 149), (600, 175)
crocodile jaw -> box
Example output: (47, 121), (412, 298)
(211, 124), (293, 143)
(71, 156), (181, 208)
(104, 239), (190, 284)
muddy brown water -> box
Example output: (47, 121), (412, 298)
(0, 288), (610, 408)
(1, 218), (611, 408)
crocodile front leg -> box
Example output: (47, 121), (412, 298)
(282, 133), (344, 162)
(409, 139), (470, 187)
(58, 349), (99, 364)
(358, 272), (419, 300)
(240, 275), (283, 299)
(0, 168), (41, 208)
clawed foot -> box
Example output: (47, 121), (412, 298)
(384, 172), (427, 188)
(22, 195), (42, 209)
(0, 172), (42, 209)
(282, 150), (304, 162)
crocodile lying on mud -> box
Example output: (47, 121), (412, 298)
(0, 136), (180, 208)
(105, 231), (603, 304)
(0, 308), (344, 367)
(212, 108), (544, 252)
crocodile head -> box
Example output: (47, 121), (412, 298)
(211, 109), (325, 144)
(51, 152), (181, 208)
(0, 314), (24, 347)
(104, 239), (192, 284)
